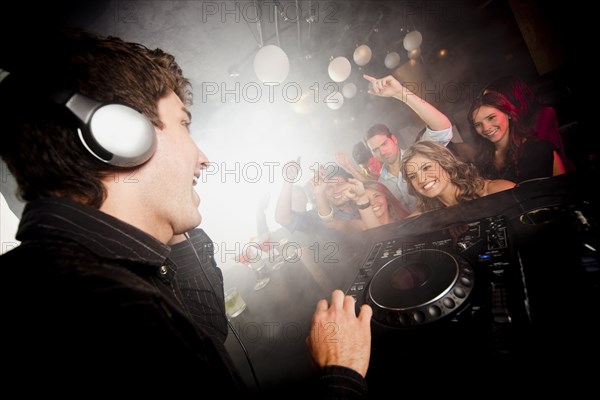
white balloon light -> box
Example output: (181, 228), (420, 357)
(353, 44), (372, 66)
(384, 52), (401, 69)
(253, 45), (290, 84)
(342, 83), (357, 99)
(325, 91), (344, 110)
(408, 48), (421, 60)
(403, 30), (423, 51)
(327, 57), (352, 82)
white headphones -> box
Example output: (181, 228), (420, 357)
(1, 69), (156, 167)
(58, 90), (156, 167)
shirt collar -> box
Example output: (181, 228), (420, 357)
(379, 148), (404, 180)
(16, 198), (170, 268)
(379, 164), (395, 180)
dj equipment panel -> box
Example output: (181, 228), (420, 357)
(349, 215), (514, 329)
(345, 173), (600, 392)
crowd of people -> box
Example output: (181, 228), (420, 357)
(275, 70), (568, 234)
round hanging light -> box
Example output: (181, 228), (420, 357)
(254, 45), (290, 84)
(328, 57), (352, 82)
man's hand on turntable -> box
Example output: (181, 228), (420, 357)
(307, 290), (372, 377)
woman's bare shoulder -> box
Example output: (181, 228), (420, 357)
(407, 209), (422, 218)
(485, 179), (516, 195)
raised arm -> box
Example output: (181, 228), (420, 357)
(311, 171), (367, 233)
(336, 151), (368, 182)
(343, 178), (382, 230)
(364, 74), (452, 133)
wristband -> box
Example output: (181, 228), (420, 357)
(357, 201), (371, 210)
(318, 208), (334, 223)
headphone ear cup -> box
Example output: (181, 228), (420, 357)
(87, 103), (156, 167)
(65, 93), (156, 167)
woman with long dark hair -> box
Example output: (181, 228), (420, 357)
(482, 76), (573, 171)
(468, 90), (565, 182)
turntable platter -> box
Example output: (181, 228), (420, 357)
(366, 249), (475, 327)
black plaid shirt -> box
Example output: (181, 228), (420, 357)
(1, 197), (368, 397)
(1, 198), (245, 393)
(170, 228), (228, 342)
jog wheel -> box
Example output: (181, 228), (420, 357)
(366, 249), (474, 327)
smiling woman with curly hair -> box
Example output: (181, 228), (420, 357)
(401, 141), (516, 215)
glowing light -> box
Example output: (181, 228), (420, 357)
(254, 45), (290, 84)
(291, 92), (317, 114)
(328, 57), (351, 82)
(325, 91), (344, 110)
(342, 83), (357, 99)
(384, 52), (401, 69)
(403, 30), (423, 51)
(408, 48), (421, 60)
(353, 45), (372, 66)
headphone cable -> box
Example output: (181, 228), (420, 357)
(183, 232), (261, 392)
